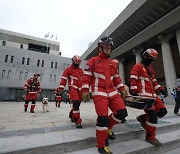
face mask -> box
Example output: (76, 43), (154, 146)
(142, 58), (154, 66)
(73, 63), (79, 68)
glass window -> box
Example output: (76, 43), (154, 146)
(20, 44), (23, 49)
(51, 62), (53, 68)
(55, 62), (57, 69)
(2, 41), (6, 46)
(7, 70), (11, 79)
(53, 75), (56, 82)
(5, 55), (8, 62)
(40, 73), (43, 81)
(22, 57), (25, 65)
(19, 71), (23, 80)
(49, 75), (52, 82)
(24, 72), (28, 80)
(27, 58), (30, 65)
(42, 60), (44, 67)
(10, 56), (14, 63)
(37, 59), (40, 67)
(1, 70), (5, 79)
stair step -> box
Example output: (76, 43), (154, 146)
(66, 129), (180, 154)
(2, 119), (180, 154)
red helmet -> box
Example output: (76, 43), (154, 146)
(72, 55), (81, 64)
(98, 36), (113, 47)
(142, 48), (158, 59)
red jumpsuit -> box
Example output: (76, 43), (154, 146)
(54, 88), (62, 107)
(82, 52), (127, 148)
(24, 77), (41, 112)
(130, 63), (167, 140)
(59, 64), (83, 124)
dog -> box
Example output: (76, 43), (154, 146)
(42, 98), (49, 113)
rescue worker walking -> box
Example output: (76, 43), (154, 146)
(130, 48), (168, 146)
(24, 73), (41, 113)
(59, 55), (83, 128)
(82, 36), (128, 154)
(54, 87), (62, 107)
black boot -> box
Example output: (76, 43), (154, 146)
(98, 146), (112, 154)
(136, 114), (146, 129)
(76, 123), (82, 129)
(108, 129), (115, 140)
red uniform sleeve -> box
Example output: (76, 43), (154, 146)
(59, 67), (69, 91)
(37, 82), (41, 93)
(130, 64), (140, 93)
(82, 58), (94, 93)
(149, 66), (163, 92)
(112, 62), (125, 92)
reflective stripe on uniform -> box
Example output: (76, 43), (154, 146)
(131, 86), (137, 90)
(130, 75), (138, 80)
(94, 72), (105, 79)
(82, 84), (89, 89)
(29, 92), (37, 94)
(113, 74), (119, 78)
(92, 91), (118, 98)
(116, 83), (124, 89)
(112, 114), (121, 123)
(138, 92), (156, 97)
(146, 121), (157, 127)
(73, 110), (80, 113)
(96, 126), (108, 131)
(62, 76), (68, 80)
(59, 85), (65, 88)
(154, 85), (161, 90)
(139, 76), (149, 81)
(84, 71), (92, 76)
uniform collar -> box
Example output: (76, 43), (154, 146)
(98, 52), (108, 59)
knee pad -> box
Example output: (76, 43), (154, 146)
(73, 100), (80, 111)
(97, 116), (109, 127)
(146, 110), (157, 124)
(157, 108), (167, 118)
(114, 109), (128, 120)
(32, 99), (36, 104)
(25, 100), (29, 104)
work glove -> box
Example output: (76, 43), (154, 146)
(160, 89), (168, 98)
(120, 89), (127, 99)
(57, 90), (63, 96)
(82, 92), (90, 102)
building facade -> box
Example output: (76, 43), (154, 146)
(0, 28), (85, 101)
(81, 0), (180, 95)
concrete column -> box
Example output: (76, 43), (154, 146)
(118, 57), (125, 84)
(132, 48), (143, 64)
(175, 29), (180, 55)
(158, 33), (177, 94)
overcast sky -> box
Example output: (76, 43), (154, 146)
(0, 0), (132, 58)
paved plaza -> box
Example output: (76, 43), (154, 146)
(0, 99), (178, 153)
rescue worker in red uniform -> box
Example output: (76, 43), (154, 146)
(54, 87), (62, 107)
(59, 55), (83, 128)
(24, 73), (41, 113)
(130, 48), (168, 146)
(82, 36), (128, 154)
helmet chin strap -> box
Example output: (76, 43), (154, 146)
(101, 47), (111, 57)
